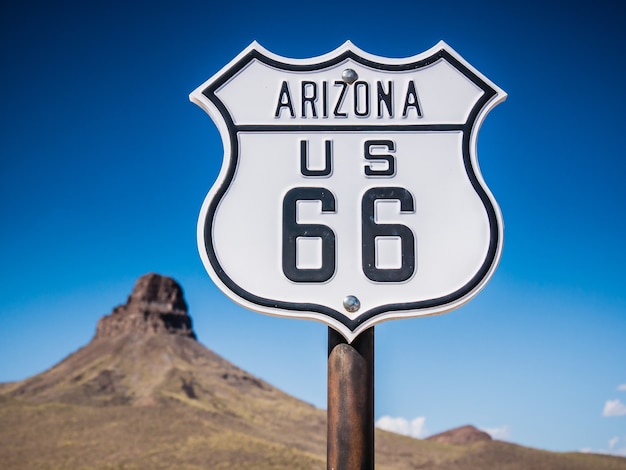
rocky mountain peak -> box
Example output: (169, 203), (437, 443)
(426, 425), (492, 445)
(95, 273), (196, 340)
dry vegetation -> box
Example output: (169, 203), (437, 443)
(2, 274), (624, 469)
(1, 334), (625, 469)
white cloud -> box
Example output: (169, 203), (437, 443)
(618, 384), (626, 392)
(613, 442), (626, 457)
(583, 437), (626, 457)
(375, 415), (427, 439)
(603, 399), (626, 417)
(609, 437), (620, 450)
(480, 425), (511, 440)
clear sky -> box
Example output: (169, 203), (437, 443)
(1, 0), (625, 457)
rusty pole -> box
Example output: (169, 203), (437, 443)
(327, 327), (374, 470)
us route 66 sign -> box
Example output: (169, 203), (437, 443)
(191, 41), (506, 342)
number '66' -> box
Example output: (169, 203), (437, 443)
(282, 186), (415, 283)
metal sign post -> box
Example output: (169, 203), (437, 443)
(328, 327), (374, 470)
(191, 41), (505, 468)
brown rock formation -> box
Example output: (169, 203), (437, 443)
(95, 273), (196, 340)
(2, 274), (626, 469)
(426, 425), (493, 445)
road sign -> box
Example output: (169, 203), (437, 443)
(191, 41), (506, 342)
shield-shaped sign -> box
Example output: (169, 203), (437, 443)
(191, 41), (506, 342)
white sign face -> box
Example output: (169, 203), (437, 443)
(191, 41), (506, 342)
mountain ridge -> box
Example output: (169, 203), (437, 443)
(1, 273), (624, 469)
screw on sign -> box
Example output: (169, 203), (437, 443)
(191, 41), (506, 469)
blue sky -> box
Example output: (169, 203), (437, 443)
(1, 0), (625, 456)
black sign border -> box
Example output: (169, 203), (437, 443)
(199, 45), (500, 334)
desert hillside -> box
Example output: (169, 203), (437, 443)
(1, 273), (624, 469)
